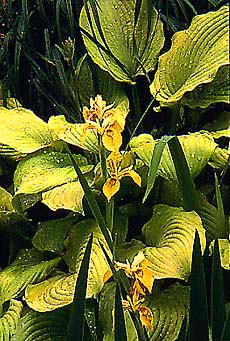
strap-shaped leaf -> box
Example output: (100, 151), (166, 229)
(142, 204), (206, 281)
(48, 116), (99, 153)
(25, 220), (112, 312)
(12, 307), (69, 341)
(0, 299), (23, 341)
(80, 0), (164, 83)
(0, 108), (55, 160)
(130, 132), (217, 182)
(0, 249), (61, 304)
(150, 6), (229, 108)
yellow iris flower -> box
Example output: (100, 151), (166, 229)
(115, 252), (155, 329)
(102, 152), (141, 201)
(82, 95), (127, 152)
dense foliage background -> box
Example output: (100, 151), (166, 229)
(0, 1), (229, 340)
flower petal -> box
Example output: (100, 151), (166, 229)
(103, 177), (120, 201)
(121, 169), (142, 187)
(102, 128), (122, 152)
(139, 305), (153, 329)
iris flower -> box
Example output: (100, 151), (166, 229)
(102, 152), (141, 201)
(115, 252), (155, 329)
(82, 95), (127, 152)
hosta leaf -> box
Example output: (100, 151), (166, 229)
(129, 133), (155, 167)
(146, 284), (189, 340)
(210, 239), (230, 270)
(0, 187), (13, 211)
(48, 116), (99, 153)
(75, 53), (129, 111)
(204, 111), (230, 138)
(25, 220), (112, 312)
(0, 248), (61, 304)
(130, 133), (217, 182)
(197, 193), (228, 239)
(0, 299), (23, 341)
(99, 282), (189, 341)
(209, 147), (230, 169)
(12, 307), (69, 341)
(42, 181), (85, 213)
(0, 212), (34, 246)
(32, 216), (79, 253)
(14, 151), (90, 194)
(150, 6), (229, 108)
(25, 274), (77, 312)
(0, 108), (55, 160)
(142, 204), (206, 281)
(182, 65), (230, 108)
(80, 0), (164, 83)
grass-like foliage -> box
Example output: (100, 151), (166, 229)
(0, 1), (229, 340)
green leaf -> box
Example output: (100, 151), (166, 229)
(143, 135), (172, 203)
(211, 239), (226, 341)
(146, 284), (189, 340)
(129, 133), (155, 167)
(130, 132), (217, 182)
(114, 283), (127, 341)
(189, 232), (209, 341)
(197, 192), (227, 239)
(12, 307), (69, 341)
(68, 149), (113, 251)
(209, 147), (230, 169)
(114, 239), (146, 262)
(210, 239), (230, 270)
(221, 309), (230, 341)
(67, 233), (93, 341)
(14, 151), (88, 194)
(158, 181), (228, 239)
(32, 216), (79, 253)
(0, 107), (55, 160)
(142, 204), (206, 281)
(0, 98), (21, 109)
(183, 65), (230, 108)
(0, 187), (13, 211)
(98, 283), (138, 341)
(48, 116), (99, 153)
(168, 136), (198, 211)
(204, 111), (230, 138)
(0, 299), (23, 341)
(150, 6), (230, 108)
(42, 181), (86, 213)
(0, 248), (61, 304)
(99, 282), (189, 341)
(80, 0), (164, 83)
(13, 151), (92, 213)
(75, 53), (129, 111)
(25, 220), (112, 312)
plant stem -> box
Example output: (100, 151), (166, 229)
(131, 84), (142, 132)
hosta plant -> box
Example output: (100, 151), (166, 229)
(0, 1), (229, 341)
